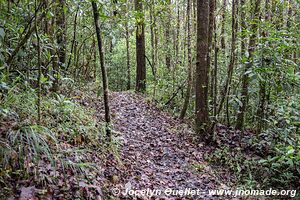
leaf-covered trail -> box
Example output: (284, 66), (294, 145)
(101, 92), (226, 199)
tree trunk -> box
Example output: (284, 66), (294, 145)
(217, 0), (238, 117)
(165, 0), (171, 70)
(213, 43), (218, 116)
(56, 0), (66, 70)
(35, 0), (42, 124)
(66, 6), (79, 71)
(208, 0), (215, 110)
(212, 0), (218, 117)
(150, 0), (157, 97)
(220, 0), (227, 50)
(93, 36), (97, 80)
(51, 16), (59, 92)
(195, 0), (210, 137)
(236, 0), (261, 130)
(125, 16), (131, 90)
(256, 0), (270, 134)
(92, 0), (111, 140)
(175, 2), (180, 61)
(135, 0), (146, 93)
(180, 0), (192, 119)
(240, 0), (246, 57)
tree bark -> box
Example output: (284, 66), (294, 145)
(180, 0), (192, 120)
(175, 2), (180, 61)
(220, 0), (227, 50)
(240, 0), (246, 57)
(208, 0), (215, 111)
(135, 0), (146, 93)
(212, 0), (218, 117)
(165, 0), (171, 70)
(195, 0), (210, 137)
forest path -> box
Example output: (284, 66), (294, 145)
(101, 91), (226, 199)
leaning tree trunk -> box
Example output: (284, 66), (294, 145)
(135, 0), (146, 93)
(195, 0), (210, 138)
(92, 0), (111, 141)
(66, 6), (79, 72)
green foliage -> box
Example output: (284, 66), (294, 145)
(207, 147), (259, 189)
(259, 145), (300, 187)
(0, 78), (105, 196)
(42, 93), (100, 146)
(0, 0), (299, 195)
(0, 124), (56, 170)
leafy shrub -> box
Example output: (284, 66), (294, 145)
(42, 93), (100, 146)
(206, 147), (260, 189)
(259, 145), (300, 187)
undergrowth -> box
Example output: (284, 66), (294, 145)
(206, 104), (300, 194)
(0, 79), (106, 198)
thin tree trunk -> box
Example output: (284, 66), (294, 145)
(92, 0), (111, 140)
(213, 42), (218, 116)
(165, 0), (171, 70)
(180, 0), (192, 119)
(240, 0), (246, 57)
(175, 2), (180, 61)
(256, 0), (270, 134)
(125, 21), (131, 90)
(236, 0), (261, 130)
(56, 0), (66, 70)
(220, 0), (227, 50)
(93, 36), (97, 80)
(66, 6), (79, 71)
(51, 16), (59, 92)
(217, 0), (238, 117)
(35, 0), (41, 124)
(154, 4), (158, 98)
(150, 1), (157, 97)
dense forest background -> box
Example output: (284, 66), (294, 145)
(0, 0), (299, 199)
